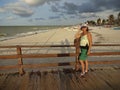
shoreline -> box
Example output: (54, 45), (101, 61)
(0, 26), (120, 45)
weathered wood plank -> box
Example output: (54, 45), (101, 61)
(0, 67), (120, 90)
(0, 60), (120, 71)
(0, 74), (13, 90)
(0, 55), (18, 59)
(19, 73), (30, 90)
(0, 44), (120, 48)
(0, 75), (8, 89)
(90, 71), (113, 90)
(98, 69), (120, 90)
(90, 52), (120, 56)
(0, 65), (19, 70)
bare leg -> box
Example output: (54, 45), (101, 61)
(85, 60), (88, 72)
(79, 60), (85, 73)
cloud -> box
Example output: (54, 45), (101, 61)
(22, 0), (60, 6)
(79, 13), (98, 18)
(0, 2), (34, 17)
(51, 0), (120, 15)
(6, 16), (16, 20)
(0, 7), (6, 13)
(12, 7), (33, 17)
(51, 5), (60, 12)
(49, 16), (61, 19)
(61, 2), (79, 14)
(35, 18), (45, 20)
(92, 0), (120, 11)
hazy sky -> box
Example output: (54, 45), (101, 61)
(0, 0), (120, 26)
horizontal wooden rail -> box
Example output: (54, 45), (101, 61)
(0, 45), (74, 48)
(0, 52), (120, 59)
(0, 60), (120, 70)
(92, 44), (120, 46)
(0, 44), (120, 48)
(0, 44), (120, 75)
(89, 52), (120, 56)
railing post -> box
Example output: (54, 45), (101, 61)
(74, 38), (80, 70)
(17, 45), (24, 75)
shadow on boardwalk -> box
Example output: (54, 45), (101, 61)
(0, 65), (120, 90)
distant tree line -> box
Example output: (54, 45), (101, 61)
(86, 12), (120, 26)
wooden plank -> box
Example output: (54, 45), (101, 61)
(59, 71), (67, 90)
(19, 73), (30, 90)
(0, 65), (19, 70)
(93, 44), (120, 46)
(0, 60), (120, 70)
(0, 74), (13, 90)
(70, 73), (83, 90)
(89, 60), (120, 65)
(4, 75), (18, 90)
(88, 71), (113, 90)
(27, 73), (38, 90)
(0, 52), (120, 59)
(67, 72), (82, 90)
(90, 52), (120, 56)
(76, 73), (88, 89)
(0, 45), (74, 48)
(0, 55), (18, 59)
(22, 53), (76, 58)
(79, 72), (98, 90)
(99, 69), (120, 89)
(0, 44), (120, 48)
(51, 71), (61, 90)
(0, 75), (8, 89)
(21, 45), (75, 48)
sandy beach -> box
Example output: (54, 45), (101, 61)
(0, 26), (120, 45)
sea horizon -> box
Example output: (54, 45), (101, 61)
(0, 25), (70, 41)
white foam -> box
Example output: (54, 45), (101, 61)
(0, 30), (48, 41)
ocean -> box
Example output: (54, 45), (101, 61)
(113, 27), (120, 30)
(0, 26), (66, 41)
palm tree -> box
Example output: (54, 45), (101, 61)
(108, 14), (114, 25)
(118, 13), (120, 20)
(87, 20), (96, 26)
(97, 18), (101, 25)
(117, 13), (120, 25)
(102, 19), (106, 25)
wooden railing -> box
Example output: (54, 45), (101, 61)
(0, 42), (120, 75)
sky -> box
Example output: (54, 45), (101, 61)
(0, 0), (120, 26)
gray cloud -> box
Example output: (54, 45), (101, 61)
(79, 13), (98, 19)
(51, 5), (60, 12)
(49, 16), (61, 19)
(51, 0), (120, 15)
(13, 8), (33, 17)
(35, 18), (45, 20)
(0, 2), (34, 17)
(23, 0), (60, 6)
(92, 0), (120, 11)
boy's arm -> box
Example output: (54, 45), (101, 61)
(87, 33), (92, 54)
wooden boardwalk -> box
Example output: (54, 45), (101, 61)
(0, 65), (120, 90)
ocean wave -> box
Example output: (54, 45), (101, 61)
(113, 27), (120, 30)
(0, 33), (7, 37)
(0, 30), (48, 41)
